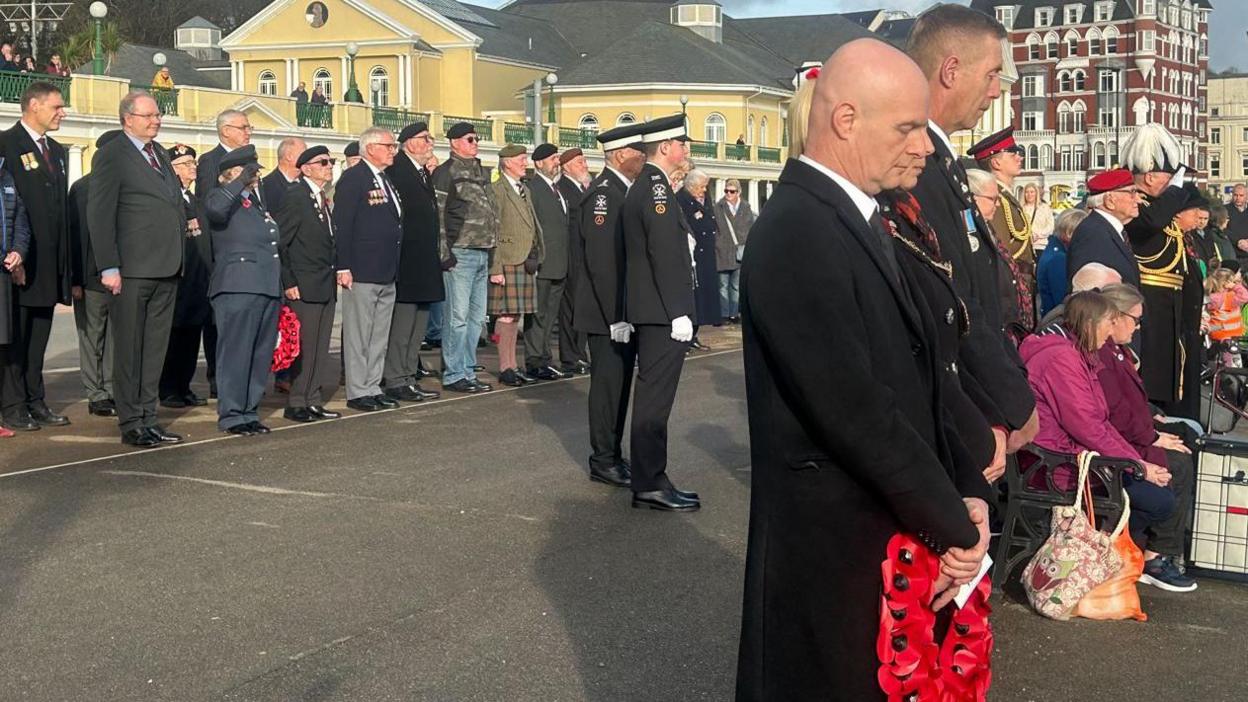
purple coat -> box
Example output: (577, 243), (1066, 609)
(1097, 342), (1168, 467)
(1019, 330), (1141, 462)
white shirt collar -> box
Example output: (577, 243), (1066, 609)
(404, 151), (426, 170)
(19, 120), (44, 146)
(797, 155), (878, 225)
(728, 200), (740, 215)
(605, 166), (632, 189)
(1094, 207), (1126, 237)
(365, 159), (386, 178)
(504, 173), (522, 190)
(538, 172), (560, 189)
(928, 120), (954, 156)
(219, 142), (237, 154)
(305, 178), (324, 196)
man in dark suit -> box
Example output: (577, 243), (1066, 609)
(383, 121), (443, 402)
(334, 127), (404, 413)
(0, 81), (70, 430)
(276, 145), (342, 423)
(735, 39), (991, 702)
(905, 4), (1037, 454)
(261, 136), (306, 216)
(574, 124), (647, 488)
(87, 91), (187, 447)
(68, 130), (123, 418)
(622, 114), (701, 512)
(524, 143), (571, 380)
(1066, 168), (1143, 289)
(555, 148), (591, 374)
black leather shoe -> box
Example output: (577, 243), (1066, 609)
(412, 384), (440, 400)
(530, 366), (563, 381)
(444, 379), (483, 394)
(149, 425), (183, 443)
(385, 386), (424, 402)
(559, 364), (579, 376)
(309, 406), (341, 419)
(88, 400), (117, 417)
(30, 405), (70, 427)
(224, 424), (255, 436)
(575, 360), (591, 375)
(284, 407), (318, 423)
(373, 394), (400, 408)
(160, 395), (189, 409)
(209, 385), (219, 399)
(347, 397), (382, 412)
(499, 369), (525, 387)
(632, 489), (700, 512)
(248, 422), (272, 434)
(184, 392), (208, 407)
(673, 488), (700, 502)
(415, 366), (437, 379)
(3, 412), (40, 431)
(589, 464), (632, 488)
(690, 339), (710, 351)
(122, 428), (161, 447)
(470, 378), (493, 392)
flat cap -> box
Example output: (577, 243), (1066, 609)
(297, 145), (330, 168)
(640, 114), (689, 143)
(559, 148), (584, 165)
(446, 121), (476, 139)
(499, 143), (527, 158)
(596, 123), (645, 152)
(967, 127), (1020, 161)
(218, 144), (259, 173)
(1086, 168), (1134, 195)
(344, 141), (359, 158)
(398, 121), (430, 143)
(167, 143), (196, 162)
(532, 143), (558, 162)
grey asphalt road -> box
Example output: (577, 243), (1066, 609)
(1, 316), (1245, 701)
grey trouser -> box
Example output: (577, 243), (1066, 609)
(109, 276), (177, 433)
(342, 282), (395, 400)
(73, 288), (114, 402)
(384, 301), (431, 387)
(525, 277), (564, 370)
(212, 293), (280, 431)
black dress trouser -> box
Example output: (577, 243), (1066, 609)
(629, 324), (687, 492)
(0, 304), (55, 414)
(159, 324), (204, 399)
(109, 277), (177, 433)
(586, 333), (636, 471)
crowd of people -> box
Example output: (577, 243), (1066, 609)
(0, 41), (72, 77)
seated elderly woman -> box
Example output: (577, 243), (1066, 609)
(1020, 290), (1179, 580)
(1094, 283), (1198, 592)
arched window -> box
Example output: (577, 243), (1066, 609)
(579, 114), (600, 133)
(1093, 141), (1106, 169)
(1027, 144), (1039, 170)
(1072, 100), (1087, 132)
(1045, 31), (1059, 59)
(313, 68), (333, 99)
(1058, 70), (1072, 92)
(1073, 70), (1086, 91)
(759, 116), (768, 147)
(747, 114), (755, 145)
(1040, 144), (1053, 170)
(615, 112), (636, 126)
(1057, 101), (1072, 133)
(1103, 26), (1119, 54)
(368, 66), (389, 106)
(1063, 29), (1079, 57)
(1027, 33), (1041, 60)
(258, 70), (277, 96)
(704, 112), (726, 143)
(1086, 27), (1102, 56)
(1109, 140), (1119, 167)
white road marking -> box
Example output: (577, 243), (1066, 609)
(102, 470), (382, 501)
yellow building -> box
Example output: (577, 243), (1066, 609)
(1205, 73), (1248, 198)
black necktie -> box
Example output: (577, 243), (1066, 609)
(143, 142), (161, 172)
(868, 210), (900, 283)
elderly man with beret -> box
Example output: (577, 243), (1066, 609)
(523, 143), (572, 380)
(555, 147), (591, 374)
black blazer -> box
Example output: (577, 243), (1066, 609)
(332, 162), (402, 284)
(261, 169), (298, 216)
(529, 175), (569, 281)
(1, 121), (69, 306)
(735, 159), (979, 701)
(205, 177), (281, 299)
(573, 168), (629, 334)
(910, 128), (1034, 429)
(276, 178), (336, 304)
(87, 134), (185, 279)
(386, 154), (445, 303)
(173, 187), (213, 326)
(195, 144), (226, 201)
(67, 174), (105, 294)
(622, 162), (694, 325)
(558, 175), (587, 287)
(1066, 209), (1141, 289)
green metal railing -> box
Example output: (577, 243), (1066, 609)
(557, 127), (596, 149)
(0, 70), (71, 106)
(442, 115), (493, 141)
(689, 140), (718, 160)
(725, 143), (750, 161)
(131, 84), (179, 116)
(372, 106), (430, 132)
(296, 102), (334, 129)
(503, 122), (536, 145)
(757, 147), (782, 164)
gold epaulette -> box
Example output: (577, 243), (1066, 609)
(1139, 271), (1184, 290)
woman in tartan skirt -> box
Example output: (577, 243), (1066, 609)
(489, 145), (545, 386)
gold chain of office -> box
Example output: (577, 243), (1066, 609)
(998, 197), (1031, 259)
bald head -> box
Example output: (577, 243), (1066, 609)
(806, 39), (933, 195)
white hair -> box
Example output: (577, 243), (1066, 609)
(215, 109), (246, 133)
(1054, 208), (1088, 244)
(964, 168), (997, 197)
(1071, 262), (1122, 292)
(358, 127), (392, 149)
(1119, 123), (1182, 174)
(1086, 192), (1107, 210)
(683, 169), (709, 191)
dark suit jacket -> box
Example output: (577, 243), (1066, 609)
(622, 162), (694, 325)
(529, 174), (569, 280)
(276, 178), (336, 304)
(736, 159), (979, 701)
(910, 127), (1035, 429)
(67, 174), (105, 294)
(87, 134), (185, 279)
(204, 177), (281, 299)
(2, 121), (69, 306)
(558, 175), (587, 289)
(573, 168), (628, 335)
(1066, 209), (1141, 289)
(195, 144), (227, 201)
(386, 153), (445, 303)
(173, 188), (213, 326)
(332, 162), (402, 284)
(261, 169), (299, 216)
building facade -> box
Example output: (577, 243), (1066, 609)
(1205, 73), (1248, 197)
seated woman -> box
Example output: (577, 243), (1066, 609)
(1020, 290), (1180, 583)
(1095, 283), (1198, 592)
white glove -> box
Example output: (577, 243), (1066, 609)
(609, 321), (634, 344)
(670, 315), (693, 343)
(1168, 165), (1187, 189)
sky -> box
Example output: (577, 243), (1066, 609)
(480, 0), (1247, 72)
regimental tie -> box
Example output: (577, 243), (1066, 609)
(36, 136), (57, 176)
(142, 142), (161, 172)
(516, 181), (527, 201)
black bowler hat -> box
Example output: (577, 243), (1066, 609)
(344, 141), (360, 158)
(167, 143), (196, 163)
(297, 145), (330, 168)
(95, 129), (123, 148)
(218, 144), (259, 173)
(446, 121), (476, 140)
(532, 143), (558, 162)
(399, 121), (430, 143)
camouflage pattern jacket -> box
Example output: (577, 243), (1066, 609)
(431, 152), (500, 263)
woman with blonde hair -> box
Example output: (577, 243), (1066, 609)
(1023, 183), (1055, 253)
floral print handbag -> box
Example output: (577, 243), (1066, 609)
(1021, 451), (1132, 621)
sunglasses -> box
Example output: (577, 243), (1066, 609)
(464, 136), (479, 144)
(310, 158), (336, 167)
(724, 189), (738, 194)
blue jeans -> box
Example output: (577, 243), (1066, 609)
(719, 270), (740, 319)
(442, 247), (489, 384)
(425, 301), (444, 343)
(1123, 477), (1176, 551)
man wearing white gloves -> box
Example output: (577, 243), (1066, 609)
(621, 114), (701, 512)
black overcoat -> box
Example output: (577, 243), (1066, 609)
(1, 121), (69, 306)
(386, 154), (445, 303)
(276, 178), (337, 304)
(1066, 208), (1142, 289)
(172, 188), (212, 326)
(676, 189), (723, 327)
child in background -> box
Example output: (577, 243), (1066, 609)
(1206, 266), (1248, 367)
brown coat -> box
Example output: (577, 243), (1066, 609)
(489, 176), (543, 274)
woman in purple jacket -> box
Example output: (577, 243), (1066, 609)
(1019, 291), (1177, 572)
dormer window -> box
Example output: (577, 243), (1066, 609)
(1095, 2), (1113, 21)
(996, 6), (1015, 29)
(671, 1), (723, 44)
(1036, 7), (1055, 27)
(1064, 4), (1083, 24)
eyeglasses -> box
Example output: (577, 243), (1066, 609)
(129, 112), (162, 120)
(464, 136), (479, 144)
(973, 193), (997, 203)
(309, 158), (336, 167)
(225, 124), (253, 132)
(724, 189), (738, 194)
(413, 134), (433, 142)
(371, 142), (399, 151)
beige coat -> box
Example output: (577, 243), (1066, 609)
(489, 176), (544, 273)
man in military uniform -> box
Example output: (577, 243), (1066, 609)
(158, 144), (212, 408)
(622, 115), (701, 512)
(1121, 123), (1204, 418)
(573, 123), (646, 488)
(970, 126), (1034, 335)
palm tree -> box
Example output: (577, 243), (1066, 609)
(60, 22), (123, 74)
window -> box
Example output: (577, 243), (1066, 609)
(1241, 153), (1248, 178)
(1093, 141), (1106, 169)
(1109, 141), (1119, 166)
(1047, 36), (1059, 59)
(1064, 4), (1082, 24)
(368, 66), (388, 106)
(760, 116), (768, 147)
(1099, 108), (1118, 127)
(616, 112), (636, 126)
(1064, 30), (1080, 56)
(1211, 153), (1221, 178)
(996, 6), (1015, 28)
(1058, 70), (1072, 92)
(312, 68), (332, 99)
(704, 113), (726, 143)
(1200, 34), (1209, 58)
(1027, 145), (1039, 170)
(258, 70), (277, 96)
(1087, 28), (1101, 56)
(1074, 71), (1086, 91)
(1199, 122), (1206, 138)
(747, 115), (755, 144)
(1023, 75), (1045, 97)
(1028, 35), (1042, 61)
(1073, 102), (1086, 132)
(1035, 7), (1054, 27)
(1141, 0), (1156, 17)
(1023, 111), (1043, 130)
(1095, 2), (1112, 21)
(579, 114), (600, 133)
(1041, 144), (1054, 170)
(1058, 103), (1071, 133)
(1104, 27), (1118, 54)
(1099, 70), (1119, 93)
(1060, 146), (1072, 171)
(1140, 30), (1155, 52)
(1075, 147), (1086, 172)
(1212, 127), (1222, 144)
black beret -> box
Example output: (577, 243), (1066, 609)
(297, 145), (330, 168)
(218, 144), (259, 174)
(532, 143), (558, 162)
(167, 143), (196, 162)
(95, 129), (123, 149)
(344, 141), (359, 158)
(398, 122), (430, 143)
(446, 121), (476, 139)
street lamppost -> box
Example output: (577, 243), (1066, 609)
(545, 71), (557, 125)
(89, 1), (107, 76)
(680, 93), (689, 131)
(371, 76), (381, 108)
(343, 41), (363, 103)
